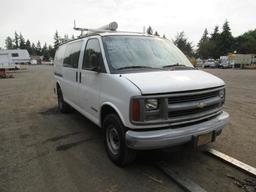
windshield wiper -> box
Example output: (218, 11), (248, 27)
(116, 66), (153, 70)
(162, 63), (194, 69)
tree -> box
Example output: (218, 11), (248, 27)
(234, 29), (256, 54)
(173, 32), (194, 57)
(42, 43), (50, 61)
(31, 43), (36, 55)
(36, 41), (42, 55)
(5, 36), (13, 49)
(209, 26), (221, 59)
(25, 40), (32, 54)
(197, 28), (212, 59)
(154, 31), (159, 36)
(54, 31), (60, 50)
(48, 45), (55, 58)
(146, 26), (153, 35)
(14, 31), (19, 48)
(19, 33), (26, 49)
(163, 34), (166, 39)
(218, 20), (234, 55)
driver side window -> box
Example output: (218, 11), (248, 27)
(82, 38), (105, 72)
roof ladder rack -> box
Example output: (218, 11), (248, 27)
(73, 21), (118, 37)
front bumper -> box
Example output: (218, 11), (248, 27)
(125, 111), (229, 150)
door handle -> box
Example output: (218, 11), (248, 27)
(79, 72), (82, 83)
(76, 71), (78, 82)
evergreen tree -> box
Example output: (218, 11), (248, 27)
(31, 43), (36, 55)
(173, 32), (194, 57)
(25, 40), (32, 54)
(219, 20), (234, 55)
(5, 36), (13, 49)
(42, 43), (50, 61)
(54, 31), (60, 50)
(209, 26), (221, 59)
(211, 26), (220, 41)
(19, 33), (26, 49)
(197, 28), (213, 59)
(64, 34), (69, 42)
(14, 31), (19, 48)
(48, 45), (55, 58)
(36, 41), (42, 55)
(163, 34), (166, 39)
(146, 26), (153, 35)
(154, 31), (160, 36)
(234, 29), (256, 54)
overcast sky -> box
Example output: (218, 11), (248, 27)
(0, 0), (255, 48)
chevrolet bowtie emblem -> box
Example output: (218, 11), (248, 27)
(198, 102), (207, 108)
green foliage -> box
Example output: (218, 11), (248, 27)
(154, 31), (160, 36)
(197, 21), (238, 59)
(25, 40), (32, 54)
(218, 20), (235, 55)
(234, 29), (256, 54)
(31, 43), (36, 55)
(5, 36), (13, 49)
(48, 45), (55, 58)
(36, 41), (42, 55)
(19, 33), (26, 49)
(54, 31), (60, 50)
(146, 26), (153, 35)
(14, 32), (19, 49)
(174, 32), (194, 57)
(42, 43), (51, 61)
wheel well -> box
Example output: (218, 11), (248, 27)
(56, 82), (60, 90)
(101, 105), (119, 127)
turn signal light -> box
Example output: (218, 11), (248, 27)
(132, 100), (140, 121)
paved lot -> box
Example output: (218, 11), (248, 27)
(0, 66), (255, 192)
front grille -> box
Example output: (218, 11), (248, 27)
(168, 103), (220, 118)
(168, 90), (219, 104)
(166, 87), (224, 124)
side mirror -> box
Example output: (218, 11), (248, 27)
(91, 54), (101, 72)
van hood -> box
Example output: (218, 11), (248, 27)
(122, 70), (224, 94)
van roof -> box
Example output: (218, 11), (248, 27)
(59, 32), (160, 46)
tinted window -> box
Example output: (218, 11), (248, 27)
(55, 45), (66, 63)
(63, 41), (82, 68)
(12, 53), (19, 57)
(82, 39), (105, 72)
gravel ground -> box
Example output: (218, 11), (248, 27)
(0, 65), (255, 192)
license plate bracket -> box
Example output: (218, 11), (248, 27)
(195, 132), (213, 146)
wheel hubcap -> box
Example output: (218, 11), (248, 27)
(106, 126), (120, 155)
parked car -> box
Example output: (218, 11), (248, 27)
(203, 59), (216, 68)
(54, 25), (229, 166)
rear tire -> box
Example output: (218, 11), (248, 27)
(57, 87), (71, 113)
(103, 114), (136, 166)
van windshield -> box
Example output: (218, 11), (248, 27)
(102, 35), (193, 73)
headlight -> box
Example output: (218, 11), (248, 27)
(145, 99), (158, 111)
(219, 89), (225, 99)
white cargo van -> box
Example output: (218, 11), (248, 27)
(54, 23), (229, 166)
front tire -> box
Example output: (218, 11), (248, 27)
(103, 114), (136, 166)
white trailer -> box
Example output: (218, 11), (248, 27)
(0, 53), (15, 69)
(0, 49), (30, 64)
(232, 54), (256, 68)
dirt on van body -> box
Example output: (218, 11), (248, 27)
(0, 66), (255, 192)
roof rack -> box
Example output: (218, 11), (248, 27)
(73, 21), (119, 37)
(73, 21), (145, 37)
